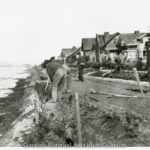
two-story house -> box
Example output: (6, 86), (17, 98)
(81, 31), (150, 62)
(106, 31), (150, 61)
(81, 32), (119, 62)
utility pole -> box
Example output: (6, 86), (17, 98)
(145, 40), (150, 92)
(96, 34), (100, 62)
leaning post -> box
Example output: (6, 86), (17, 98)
(133, 68), (144, 97)
(75, 92), (82, 145)
(145, 40), (150, 94)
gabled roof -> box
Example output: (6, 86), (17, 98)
(106, 35), (120, 50)
(137, 33), (150, 40)
(61, 46), (78, 57)
(81, 38), (96, 51)
(120, 33), (145, 45)
(67, 47), (81, 57)
(81, 33), (119, 51)
(81, 31), (149, 52)
(106, 32), (148, 50)
(97, 33), (118, 48)
(61, 49), (73, 56)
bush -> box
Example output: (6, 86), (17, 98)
(136, 59), (147, 71)
(120, 59), (147, 71)
(121, 60), (136, 70)
(67, 55), (147, 73)
(41, 60), (50, 68)
(102, 60), (116, 69)
(85, 60), (115, 70)
(67, 55), (77, 64)
(139, 72), (148, 81)
(84, 62), (91, 68)
(90, 62), (101, 69)
(68, 64), (78, 68)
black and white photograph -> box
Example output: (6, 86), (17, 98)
(0, 0), (150, 148)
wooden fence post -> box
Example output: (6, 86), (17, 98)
(75, 92), (82, 145)
(147, 48), (150, 94)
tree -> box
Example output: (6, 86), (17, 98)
(114, 53), (127, 72)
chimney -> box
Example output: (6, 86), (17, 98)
(72, 46), (76, 50)
(134, 30), (140, 34)
(104, 32), (109, 42)
(104, 32), (109, 36)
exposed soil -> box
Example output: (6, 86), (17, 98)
(0, 66), (40, 146)
(23, 72), (150, 147)
(1, 67), (150, 147)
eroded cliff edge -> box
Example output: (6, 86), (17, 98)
(1, 66), (150, 147)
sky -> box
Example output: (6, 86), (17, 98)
(0, 0), (150, 65)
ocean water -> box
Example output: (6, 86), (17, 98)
(0, 66), (30, 98)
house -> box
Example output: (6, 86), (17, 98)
(66, 47), (81, 63)
(61, 46), (78, 58)
(67, 47), (81, 58)
(60, 46), (81, 64)
(106, 31), (150, 61)
(81, 31), (150, 63)
(81, 38), (96, 62)
(81, 32), (119, 62)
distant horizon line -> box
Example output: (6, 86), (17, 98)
(0, 64), (34, 67)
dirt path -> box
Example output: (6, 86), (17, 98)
(71, 77), (146, 96)
(71, 77), (150, 120)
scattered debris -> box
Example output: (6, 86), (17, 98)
(102, 71), (112, 77)
(90, 88), (140, 98)
(0, 113), (7, 116)
(90, 88), (97, 94)
(127, 88), (149, 93)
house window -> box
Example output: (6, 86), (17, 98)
(128, 45), (137, 49)
(128, 51), (136, 58)
(92, 57), (96, 62)
(143, 51), (147, 57)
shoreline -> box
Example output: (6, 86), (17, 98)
(1, 66), (150, 146)
(0, 66), (42, 146)
(0, 78), (27, 136)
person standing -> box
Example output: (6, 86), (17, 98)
(77, 52), (85, 82)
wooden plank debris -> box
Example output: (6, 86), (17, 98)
(0, 113), (6, 116)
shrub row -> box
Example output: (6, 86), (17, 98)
(41, 57), (148, 71)
(91, 70), (149, 82)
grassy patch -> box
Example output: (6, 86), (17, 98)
(22, 91), (150, 147)
(79, 97), (150, 146)
(0, 79), (26, 134)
